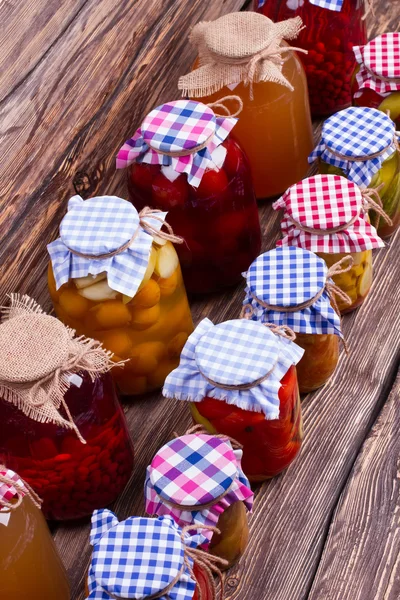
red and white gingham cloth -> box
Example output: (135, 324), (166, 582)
(273, 174), (384, 253)
(354, 33), (400, 97)
(0, 468), (24, 506)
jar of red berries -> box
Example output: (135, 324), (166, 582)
(117, 99), (261, 294)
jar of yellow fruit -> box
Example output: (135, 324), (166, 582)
(273, 175), (387, 314)
(47, 195), (194, 396)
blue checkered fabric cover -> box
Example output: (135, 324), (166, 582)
(47, 195), (166, 297)
(86, 511), (198, 600)
(309, 107), (398, 188)
(258, 0), (344, 10)
(243, 247), (343, 337)
(163, 318), (304, 420)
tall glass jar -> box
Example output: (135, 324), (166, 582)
(178, 12), (313, 199)
(255, 0), (367, 117)
(117, 100), (261, 294)
(0, 468), (70, 599)
(48, 195), (193, 396)
(0, 295), (134, 520)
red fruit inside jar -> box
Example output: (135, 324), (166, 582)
(191, 365), (303, 481)
(0, 373), (134, 521)
(127, 136), (261, 295)
(192, 564), (214, 600)
(255, 0), (367, 117)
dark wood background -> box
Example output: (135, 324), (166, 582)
(0, 1), (399, 599)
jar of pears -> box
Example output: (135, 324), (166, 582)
(47, 195), (193, 396)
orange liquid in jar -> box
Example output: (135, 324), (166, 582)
(295, 333), (339, 394)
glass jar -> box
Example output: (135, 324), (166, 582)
(0, 470), (70, 599)
(0, 372), (134, 520)
(48, 195), (194, 396)
(295, 334), (339, 393)
(256, 0), (367, 117)
(179, 12), (313, 199)
(119, 101), (261, 294)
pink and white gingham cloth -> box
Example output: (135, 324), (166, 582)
(0, 468), (24, 507)
(145, 434), (253, 545)
(273, 174), (384, 253)
(354, 33), (400, 97)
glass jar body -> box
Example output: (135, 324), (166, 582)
(190, 366), (302, 481)
(0, 373), (134, 520)
(127, 138), (262, 294)
(319, 154), (400, 238)
(295, 333), (340, 393)
(208, 500), (249, 569)
(193, 51), (313, 199)
(256, 0), (367, 117)
(318, 250), (372, 313)
(0, 496), (70, 599)
(48, 241), (194, 395)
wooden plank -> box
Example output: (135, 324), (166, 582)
(307, 368), (400, 600)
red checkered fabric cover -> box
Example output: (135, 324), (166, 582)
(354, 33), (400, 96)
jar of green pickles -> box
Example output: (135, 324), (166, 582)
(309, 106), (399, 238)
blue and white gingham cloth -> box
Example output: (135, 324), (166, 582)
(47, 195), (166, 297)
(243, 247), (343, 337)
(309, 106), (398, 188)
(258, 0), (344, 11)
(87, 511), (198, 600)
(163, 318), (304, 420)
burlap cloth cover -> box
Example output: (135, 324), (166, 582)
(178, 12), (305, 98)
(0, 295), (118, 443)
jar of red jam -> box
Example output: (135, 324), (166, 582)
(273, 174), (385, 314)
(310, 106), (400, 238)
(117, 99), (261, 294)
(145, 432), (253, 569)
(0, 295), (134, 520)
(163, 318), (304, 482)
(86, 511), (224, 600)
(353, 33), (400, 128)
(255, 0), (367, 117)
(178, 12), (313, 199)
(243, 247), (351, 394)
(0, 467), (70, 599)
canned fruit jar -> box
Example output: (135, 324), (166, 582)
(295, 334), (339, 393)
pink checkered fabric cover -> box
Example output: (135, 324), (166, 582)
(145, 434), (253, 544)
(273, 174), (384, 253)
(116, 99), (237, 187)
(0, 468), (25, 507)
(354, 33), (400, 97)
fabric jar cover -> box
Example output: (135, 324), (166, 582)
(116, 99), (236, 188)
(47, 195), (167, 298)
(243, 247), (343, 337)
(87, 511), (202, 600)
(273, 174), (384, 253)
(308, 106), (399, 188)
(354, 33), (400, 97)
(163, 318), (304, 421)
(145, 433), (253, 545)
(258, 0), (347, 10)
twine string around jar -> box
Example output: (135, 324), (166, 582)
(361, 186), (393, 230)
(326, 134), (400, 162)
(199, 357), (278, 391)
(0, 468), (42, 512)
(207, 94), (243, 118)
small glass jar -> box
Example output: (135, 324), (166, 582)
(145, 433), (253, 569)
(118, 100), (261, 294)
(48, 195), (194, 396)
(255, 0), (367, 117)
(179, 12), (313, 199)
(0, 468), (70, 599)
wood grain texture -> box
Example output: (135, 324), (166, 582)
(308, 368), (400, 600)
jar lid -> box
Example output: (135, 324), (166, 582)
(354, 33), (400, 97)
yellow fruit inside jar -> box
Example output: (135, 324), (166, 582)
(295, 333), (340, 394)
(208, 500), (250, 569)
(317, 250), (373, 314)
(48, 241), (194, 395)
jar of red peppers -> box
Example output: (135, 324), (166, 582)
(353, 33), (400, 128)
(255, 0), (367, 117)
(145, 431), (253, 569)
(117, 99), (261, 294)
(47, 194), (193, 395)
(178, 12), (313, 199)
(310, 106), (400, 238)
(163, 318), (304, 482)
(242, 247), (351, 394)
(273, 174), (386, 314)
(0, 467), (70, 599)
(86, 510), (226, 600)
(0, 295), (134, 520)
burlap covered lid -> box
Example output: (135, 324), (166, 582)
(0, 295), (119, 442)
(178, 12), (305, 98)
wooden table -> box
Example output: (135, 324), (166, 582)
(1, 1), (399, 598)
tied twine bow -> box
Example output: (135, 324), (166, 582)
(0, 467), (42, 511)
